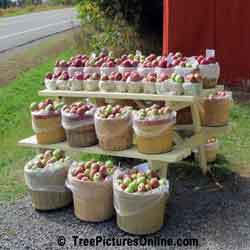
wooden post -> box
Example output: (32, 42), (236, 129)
(148, 160), (169, 178)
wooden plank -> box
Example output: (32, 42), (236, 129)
(18, 135), (191, 163)
(198, 145), (209, 174)
(39, 90), (196, 102)
(190, 102), (202, 133)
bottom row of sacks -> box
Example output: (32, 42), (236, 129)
(24, 150), (169, 235)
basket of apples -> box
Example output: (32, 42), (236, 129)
(183, 72), (203, 96)
(68, 56), (84, 78)
(113, 164), (169, 235)
(142, 72), (157, 94)
(137, 53), (157, 76)
(66, 159), (115, 222)
(61, 102), (97, 147)
(196, 55), (220, 89)
(99, 73), (117, 92)
(204, 138), (219, 163)
(167, 73), (185, 95)
(30, 99), (65, 144)
(94, 105), (133, 151)
(202, 91), (231, 126)
(24, 149), (73, 210)
(133, 104), (175, 154)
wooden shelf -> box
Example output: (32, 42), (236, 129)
(39, 90), (196, 102)
(18, 135), (191, 163)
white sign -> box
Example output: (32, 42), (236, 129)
(206, 49), (215, 58)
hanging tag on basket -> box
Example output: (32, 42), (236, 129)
(206, 49), (215, 58)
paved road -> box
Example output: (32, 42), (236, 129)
(0, 8), (79, 53)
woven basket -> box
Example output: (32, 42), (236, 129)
(68, 176), (114, 222)
(203, 97), (230, 126)
(135, 121), (174, 154)
(65, 124), (97, 147)
(204, 140), (218, 163)
(32, 115), (65, 144)
(176, 107), (193, 125)
(202, 78), (218, 89)
(30, 190), (72, 210)
(116, 191), (168, 235)
(95, 116), (133, 151)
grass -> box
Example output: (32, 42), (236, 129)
(0, 5), (67, 17)
(0, 47), (249, 201)
(0, 48), (76, 201)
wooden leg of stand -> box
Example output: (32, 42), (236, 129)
(198, 145), (210, 175)
(148, 160), (168, 178)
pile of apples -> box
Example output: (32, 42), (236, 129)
(96, 105), (132, 119)
(62, 102), (94, 116)
(30, 99), (64, 112)
(185, 72), (202, 83)
(144, 72), (157, 83)
(88, 73), (101, 81)
(196, 55), (217, 65)
(55, 60), (68, 69)
(208, 91), (227, 100)
(71, 160), (115, 182)
(58, 71), (70, 81)
(136, 104), (171, 120)
(72, 72), (84, 81)
(170, 73), (185, 84)
(26, 149), (67, 170)
(127, 72), (143, 82)
(157, 73), (169, 82)
(117, 168), (167, 193)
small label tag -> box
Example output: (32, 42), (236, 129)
(206, 49), (215, 58)
(136, 50), (142, 56)
(91, 52), (96, 58)
(187, 56), (196, 64)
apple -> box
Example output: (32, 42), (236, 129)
(137, 183), (146, 192)
(136, 176), (146, 185)
(159, 178), (167, 186)
(158, 60), (167, 68)
(45, 72), (53, 80)
(150, 178), (160, 189)
(101, 74), (109, 81)
(93, 172), (102, 182)
(77, 172), (85, 180)
(120, 183), (127, 190)
(82, 176), (90, 182)
(72, 166), (83, 176)
(174, 74), (184, 84)
(73, 72), (84, 80)
(123, 177), (132, 186)
(53, 149), (64, 160)
(30, 102), (38, 111)
(99, 165), (107, 176)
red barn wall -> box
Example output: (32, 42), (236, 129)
(163, 0), (250, 86)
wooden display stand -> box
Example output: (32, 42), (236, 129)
(18, 86), (231, 176)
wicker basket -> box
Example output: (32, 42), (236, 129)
(30, 190), (72, 210)
(204, 140), (219, 163)
(176, 107), (193, 125)
(134, 119), (174, 154)
(113, 169), (169, 235)
(65, 124), (97, 147)
(95, 115), (133, 151)
(67, 176), (114, 222)
(116, 195), (167, 235)
(203, 97), (230, 126)
(202, 78), (218, 89)
(32, 114), (65, 144)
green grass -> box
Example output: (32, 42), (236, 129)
(0, 48), (75, 201)
(0, 5), (67, 17)
(0, 50), (249, 200)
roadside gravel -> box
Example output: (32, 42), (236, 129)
(1, 166), (250, 250)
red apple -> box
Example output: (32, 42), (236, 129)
(150, 178), (160, 189)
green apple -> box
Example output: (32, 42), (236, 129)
(128, 54), (134, 60)
(125, 186), (134, 193)
(30, 102), (38, 111)
(105, 160), (113, 168)
(55, 102), (64, 110)
(159, 178), (167, 186)
(53, 149), (64, 160)
(93, 172), (102, 182)
(171, 73), (177, 80)
(123, 177), (132, 186)
(45, 104), (54, 112)
(186, 63), (193, 68)
(83, 169), (90, 177)
(136, 176), (146, 185)
(175, 74), (184, 83)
